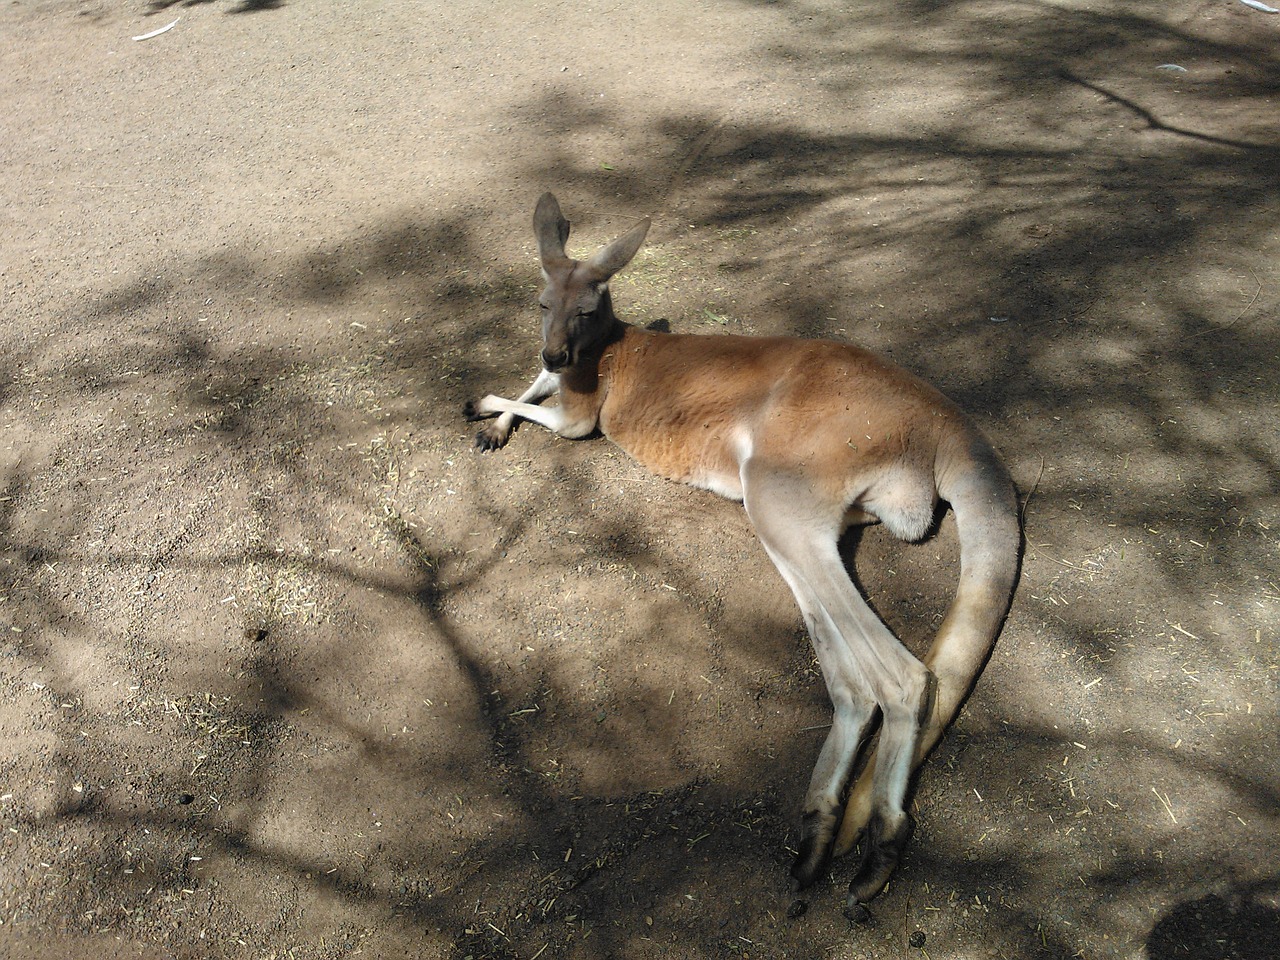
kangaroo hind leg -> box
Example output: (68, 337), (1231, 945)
(742, 465), (932, 901)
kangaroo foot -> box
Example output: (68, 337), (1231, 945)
(844, 810), (913, 915)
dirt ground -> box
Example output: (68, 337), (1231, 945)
(2, 1), (1278, 958)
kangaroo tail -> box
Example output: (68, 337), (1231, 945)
(918, 429), (1021, 757)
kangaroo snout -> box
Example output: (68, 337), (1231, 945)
(540, 347), (571, 371)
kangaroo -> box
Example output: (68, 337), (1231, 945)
(465, 193), (1021, 918)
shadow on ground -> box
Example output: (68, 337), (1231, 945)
(2, 1), (1278, 958)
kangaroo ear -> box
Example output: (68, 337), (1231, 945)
(534, 192), (571, 263)
(585, 217), (651, 282)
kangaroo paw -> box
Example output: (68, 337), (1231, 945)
(474, 424), (510, 451)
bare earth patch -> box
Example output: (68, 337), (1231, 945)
(2, 1), (1278, 958)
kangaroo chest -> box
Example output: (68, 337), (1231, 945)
(595, 338), (751, 501)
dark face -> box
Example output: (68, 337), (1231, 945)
(537, 262), (608, 372)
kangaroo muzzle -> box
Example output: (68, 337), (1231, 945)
(541, 346), (571, 371)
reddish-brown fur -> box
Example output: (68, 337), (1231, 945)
(589, 330), (982, 538)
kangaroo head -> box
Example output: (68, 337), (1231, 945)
(532, 192), (650, 372)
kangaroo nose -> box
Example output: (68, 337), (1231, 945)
(541, 348), (570, 371)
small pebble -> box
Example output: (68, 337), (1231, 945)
(910, 930), (927, 948)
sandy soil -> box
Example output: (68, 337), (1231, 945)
(2, 1), (1278, 958)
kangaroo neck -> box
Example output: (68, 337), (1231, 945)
(562, 315), (626, 393)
